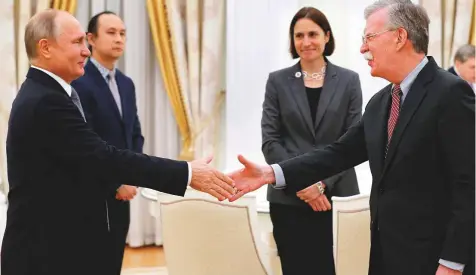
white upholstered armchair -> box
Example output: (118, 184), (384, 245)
(159, 198), (279, 275)
(332, 194), (371, 275)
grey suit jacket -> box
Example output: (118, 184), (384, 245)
(262, 60), (362, 207)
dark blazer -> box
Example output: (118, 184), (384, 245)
(278, 57), (475, 275)
(448, 66), (457, 76)
(71, 60), (144, 192)
(2, 68), (189, 275)
(71, 60), (144, 275)
(262, 60), (361, 206)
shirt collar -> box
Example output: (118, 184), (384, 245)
(394, 56), (428, 102)
(31, 65), (72, 96)
(89, 57), (116, 81)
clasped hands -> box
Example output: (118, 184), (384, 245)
(296, 183), (332, 212)
(190, 154), (330, 211)
(116, 184), (138, 201)
(114, 154), (331, 210)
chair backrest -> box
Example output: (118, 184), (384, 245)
(332, 194), (371, 275)
(160, 198), (270, 275)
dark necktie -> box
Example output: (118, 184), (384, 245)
(386, 84), (402, 155)
(70, 88), (86, 122)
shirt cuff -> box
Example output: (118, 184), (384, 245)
(187, 162), (192, 186)
(271, 164), (286, 189)
(439, 259), (465, 272)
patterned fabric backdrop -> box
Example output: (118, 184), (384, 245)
(421, 0), (475, 68)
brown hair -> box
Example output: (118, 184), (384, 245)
(289, 7), (335, 58)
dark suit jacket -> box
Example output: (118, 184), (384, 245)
(448, 66), (457, 76)
(262, 60), (361, 207)
(277, 57), (475, 275)
(71, 60), (144, 193)
(2, 68), (189, 275)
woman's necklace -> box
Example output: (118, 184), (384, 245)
(302, 64), (327, 80)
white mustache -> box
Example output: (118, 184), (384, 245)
(363, 51), (373, 61)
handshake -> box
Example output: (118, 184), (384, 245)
(187, 155), (331, 211)
(185, 154), (270, 202)
(116, 154), (331, 211)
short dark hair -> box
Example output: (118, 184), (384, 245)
(86, 11), (117, 52)
(289, 7), (335, 59)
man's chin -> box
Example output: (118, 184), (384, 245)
(369, 68), (378, 77)
(110, 53), (123, 59)
(75, 69), (85, 78)
(369, 65), (383, 77)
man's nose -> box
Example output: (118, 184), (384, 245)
(83, 47), (91, 57)
(360, 43), (368, 54)
(114, 33), (124, 42)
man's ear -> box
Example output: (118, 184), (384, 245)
(454, 60), (462, 68)
(86, 32), (95, 48)
(38, 38), (52, 59)
(396, 28), (408, 51)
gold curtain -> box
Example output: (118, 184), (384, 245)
(50, 0), (77, 14)
(422, 0), (475, 67)
(146, 0), (194, 160)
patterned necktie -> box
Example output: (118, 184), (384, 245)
(386, 84), (402, 155)
(71, 88), (86, 122)
(108, 71), (122, 116)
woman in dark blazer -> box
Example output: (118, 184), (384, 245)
(261, 7), (363, 275)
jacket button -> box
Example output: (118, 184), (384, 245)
(379, 188), (385, 194)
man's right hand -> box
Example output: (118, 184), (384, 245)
(189, 155), (236, 201)
(227, 155), (275, 202)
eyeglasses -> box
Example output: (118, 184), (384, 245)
(362, 29), (394, 44)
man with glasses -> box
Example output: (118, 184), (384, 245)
(228, 1), (475, 275)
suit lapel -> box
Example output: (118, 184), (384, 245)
(288, 63), (315, 138)
(382, 58), (436, 174)
(314, 62), (338, 131)
(85, 61), (124, 124)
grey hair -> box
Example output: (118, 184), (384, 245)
(24, 9), (61, 60)
(454, 44), (475, 63)
(364, 0), (430, 54)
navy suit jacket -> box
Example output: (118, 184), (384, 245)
(448, 66), (457, 76)
(72, 60), (144, 192)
